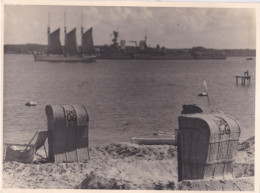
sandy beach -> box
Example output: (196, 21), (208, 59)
(2, 136), (254, 190)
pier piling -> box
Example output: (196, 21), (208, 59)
(235, 76), (251, 86)
(235, 71), (251, 86)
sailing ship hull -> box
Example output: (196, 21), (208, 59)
(34, 54), (96, 62)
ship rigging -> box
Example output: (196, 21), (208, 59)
(34, 11), (96, 62)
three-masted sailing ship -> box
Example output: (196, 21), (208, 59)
(34, 13), (96, 62)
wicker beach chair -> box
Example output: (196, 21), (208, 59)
(4, 131), (48, 163)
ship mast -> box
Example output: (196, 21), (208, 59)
(144, 28), (147, 44)
(117, 26), (119, 36)
(47, 12), (50, 54)
(64, 9), (67, 48)
(81, 11), (83, 52)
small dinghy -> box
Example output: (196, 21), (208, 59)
(131, 132), (176, 145)
(25, 101), (37, 106)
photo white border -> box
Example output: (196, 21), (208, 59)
(1, 1), (259, 193)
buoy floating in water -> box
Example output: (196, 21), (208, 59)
(198, 92), (208, 97)
(25, 101), (37, 106)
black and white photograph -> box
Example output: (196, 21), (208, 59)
(1, 0), (259, 191)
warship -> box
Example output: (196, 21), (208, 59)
(98, 31), (226, 60)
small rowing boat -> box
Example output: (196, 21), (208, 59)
(131, 132), (176, 145)
(25, 101), (37, 106)
(198, 92), (208, 96)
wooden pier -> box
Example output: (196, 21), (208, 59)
(235, 70), (251, 86)
(235, 75), (251, 86)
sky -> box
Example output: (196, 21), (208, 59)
(4, 5), (256, 49)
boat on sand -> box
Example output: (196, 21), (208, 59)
(131, 132), (176, 145)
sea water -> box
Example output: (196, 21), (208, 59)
(3, 54), (255, 146)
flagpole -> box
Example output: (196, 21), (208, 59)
(203, 80), (210, 106)
(206, 92), (210, 106)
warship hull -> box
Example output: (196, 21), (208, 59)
(133, 53), (195, 60)
(194, 55), (226, 60)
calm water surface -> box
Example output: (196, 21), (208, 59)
(3, 54), (255, 146)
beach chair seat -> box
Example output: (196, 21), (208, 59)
(4, 131), (48, 163)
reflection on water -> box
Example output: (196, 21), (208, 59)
(3, 54), (255, 145)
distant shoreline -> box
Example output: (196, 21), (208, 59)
(4, 44), (256, 57)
